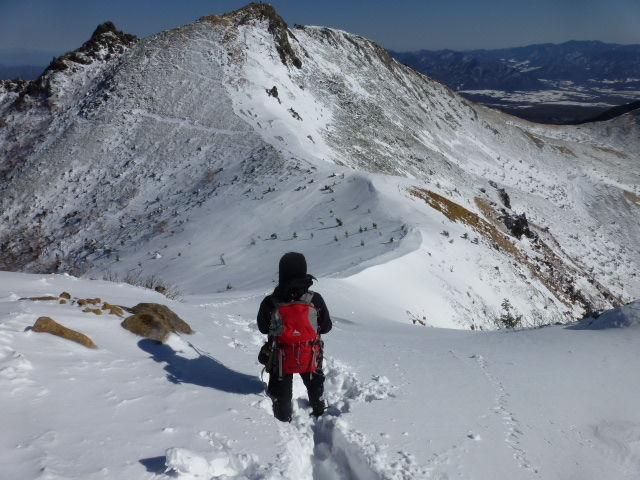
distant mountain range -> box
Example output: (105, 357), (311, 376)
(392, 41), (640, 123)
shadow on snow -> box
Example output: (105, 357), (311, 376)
(139, 456), (173, 476)
(137, 339), (264, 395)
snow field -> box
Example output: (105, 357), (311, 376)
(3, 271), (640, 479)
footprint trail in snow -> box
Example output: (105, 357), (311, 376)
(165, 306), (428, 479)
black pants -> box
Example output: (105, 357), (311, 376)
(267, 367), (325, 404)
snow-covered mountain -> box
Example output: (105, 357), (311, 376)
(1, 3), (639, 330)
(2, 4), (640, 479)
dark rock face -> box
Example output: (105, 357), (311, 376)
(501, 210), (535, 240)
(47, 21), (138, 72)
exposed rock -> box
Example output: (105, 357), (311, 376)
(83, 308), (103, 315)
(501, 209), (536, 240)
(60, 292), (72, 299)
(78, 298), (101, 306)
(121, 303), (193, 342)
(102, 303), (124, 317)
(20, 296), (58, 301)
(32, 316), (97, 349)
(202, 3), (302, 68)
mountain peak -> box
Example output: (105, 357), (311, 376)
(199, 2), (302, 68)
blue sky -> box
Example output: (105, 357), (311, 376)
(1, 0), (639, 65)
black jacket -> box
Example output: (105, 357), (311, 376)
(257, 277), (332, 335)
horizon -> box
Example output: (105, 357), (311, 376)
(1, 0), (639, 66)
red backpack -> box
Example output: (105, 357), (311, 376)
(269, 292), (321, 376)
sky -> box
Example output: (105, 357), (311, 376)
(0, 0), (639, 65)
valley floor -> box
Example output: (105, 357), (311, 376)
(1, 271), (639, 480)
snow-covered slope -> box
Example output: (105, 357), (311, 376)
(1, 3), (638, 329)
(2, 271), (640, 479)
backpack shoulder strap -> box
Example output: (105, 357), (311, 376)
(299, 291), (314, 304)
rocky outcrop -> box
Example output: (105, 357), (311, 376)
(32, 316), (97, 349)
(15, 21), (138, 103)
(201, 2), (302, 68)
(121, 303), (193, 342)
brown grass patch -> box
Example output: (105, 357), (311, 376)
(623, 190), (640, 206)
(551, 145), (576, 157)
(519, 129), (545, 149)
(409, 188), (519, 257)
(593, 145), (628, 159)
(408, 187), (581, 309)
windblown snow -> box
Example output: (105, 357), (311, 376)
(1, 4), (639, 479)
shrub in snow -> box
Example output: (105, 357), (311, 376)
(495, 298), (522, 329)
(103, 270), (181, 300)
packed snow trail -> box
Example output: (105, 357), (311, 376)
(164, 301), (422, 480)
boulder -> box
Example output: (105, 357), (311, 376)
(59, 292), (72, 299)
(121, 303), (193, 342)
(32, 316), (97, 349)
(20, 296), (58, 301)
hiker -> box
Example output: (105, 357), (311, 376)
(257, 252), (332, 422)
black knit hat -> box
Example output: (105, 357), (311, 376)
(278, 252), (307, 284)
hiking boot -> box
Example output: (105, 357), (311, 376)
(272, 399), (292, 422)
(310, 399), (326, 417)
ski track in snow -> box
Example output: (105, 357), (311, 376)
(166, 305), (428, 479)
(472, 353), (539, 476)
